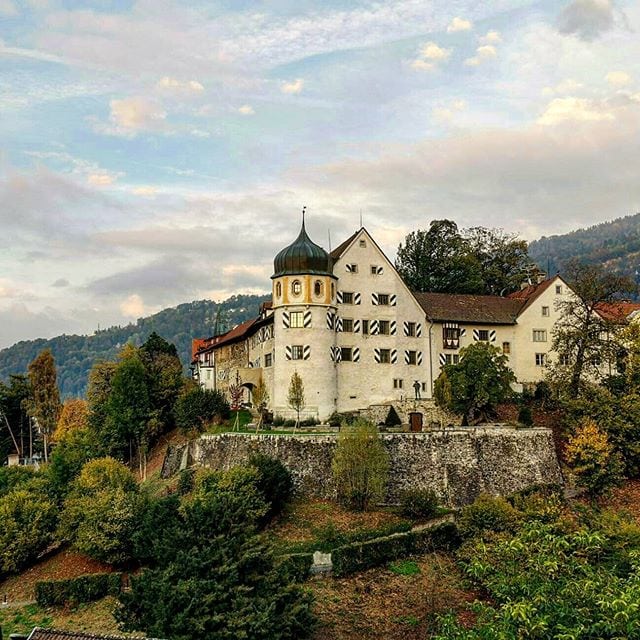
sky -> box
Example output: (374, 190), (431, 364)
(1, 0), (639, 348)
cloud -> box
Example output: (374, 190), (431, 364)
(432, 99), (467, 124)
(281, 78), (304, 94)
(542, 79), (584, 96)
(120, 294), (147, 319)
(238, 104), (255, 115)
(0, 278), (17, 298)
(87, 172), (118, 186)
(537, 97), (615, 125)
(411, 42), (451, 71)
(557, 0), (616, 41)
(447, 17), (472, 33)
(464, 44), (497, 66)
(51, 278), (70, 288)
(100, 97), (167, 137)
(132, 186), (158, 196)
(606, 70), (632, 87)
(479, 30), (502, 44)
(0, 0), (18, 16)
(156, 76), (205, 94)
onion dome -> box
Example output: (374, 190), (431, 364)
(273, 214), (332, 277)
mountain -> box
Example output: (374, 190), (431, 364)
(529, 213), (640, 286)
(0, 294), (271, 398)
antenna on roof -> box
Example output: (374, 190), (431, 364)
(328, 229), (332, 252)
(359, 209), (363, 229)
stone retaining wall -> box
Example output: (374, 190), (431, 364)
(179, 427), (562, 507)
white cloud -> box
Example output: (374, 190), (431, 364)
(156, 76), (205, 93)
(0, 278), (16, 298)
(432, 99), (467, 123)
(464, 44), (497, 66)
(542, 79), (585, 96)
(87, 173), (117, 187)
(103, 97), (167, 137)
(0, 0), (18, 16)
(120, 294), (146, 318)
(132, 186), (158, 196)
(238, 104), (255, 115)
(411, 41), (451, 71)
(606, 71), (632, 87)
(447, 17), (472, 33)
(480, 30), (502, 44)
(281, 78), (304, 94)
(537, 97), (615, 125)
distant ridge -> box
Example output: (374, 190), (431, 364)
(0, 294), (270, 398)
(529, 212), (640, 287)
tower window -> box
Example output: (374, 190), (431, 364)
(341, 347), (353, 361)
(378, 320), (390, 335)
(291, 345), (304, 360)
(347, 264), (358, 273)
(292, 280), (302, 295)
(314, 280), (323, 296)
(276, 282), (282, 298)
(265, 353), (273, 367)
(290, 311), (304, 328)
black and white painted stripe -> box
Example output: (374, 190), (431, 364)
(353, 347), (360, 362)
(336, 290), (343, 304)
(373, 266), (383, 275)
(345, 263), (356, 272)
(439, 353), (447, 366)
(335, 317), (343, 332)
(391, 349), (398, 364)
(282, 311), (290, 329)
(390, 294), (397, 306)
(326, 310), (335, 330)
(303, 310), (312, 328)
(353, 319), (361, 333)
(370, 319), (379, 335)
(354, 292), (361, 305)
(390, 320), (397, 336)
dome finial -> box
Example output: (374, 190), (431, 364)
(302, 205), (306, 229)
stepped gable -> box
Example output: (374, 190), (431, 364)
(413, 291), (522, 325)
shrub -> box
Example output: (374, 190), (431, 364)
(399, 488), (439, 519)
(177, 468), (195, 496)
(457, 494), (521, 539)
(35, 573), (121, 607)
(248, 454), (294, 524)
(174, 384), (230, 434)
(332, 419), (389, 511)
(272, 415), (285, 427)
(279, 553), (314, 582)
(0, 466), (39, 498)
(283, 419), (296, 428)
(0, 488), (57, 573)
(517, 405), (533, 426)
(58, 458), (141, 564)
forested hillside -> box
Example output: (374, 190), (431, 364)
(529, 212), (640, 286)
(0, 294), (270, 398)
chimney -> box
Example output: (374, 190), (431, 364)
(536, 272), (547, 284)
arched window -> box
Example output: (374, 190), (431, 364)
(314, 280), (323, 297)
(276, 281), (282, 298)
(292, 280), (302, 295)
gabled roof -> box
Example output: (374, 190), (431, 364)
(27, 628), (162, 640)
(414, 292), (522, 324)
(594, 301), (640, 324)
(330, 229), (360, 260)
(507, 274), (563, 315)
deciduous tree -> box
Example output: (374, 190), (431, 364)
(54, 398), (89, 442)
(27, 349), (61, 462)
(287, 371), (305, 431)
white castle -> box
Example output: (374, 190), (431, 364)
(192, 218), (584, 422)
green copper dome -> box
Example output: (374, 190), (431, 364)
(273, 219), (332, 278)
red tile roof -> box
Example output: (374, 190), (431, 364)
(595, 301), (640, 323)
(507, 276), (560, 315)
(191, 338), (208, 361)
(414, 292), (523, 324)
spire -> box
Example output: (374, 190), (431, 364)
(302, 205), (307, 230)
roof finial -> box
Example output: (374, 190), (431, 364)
(302, 205), (307, 228)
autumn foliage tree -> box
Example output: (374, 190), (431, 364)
(54, 398), (89, 442)
(27, 349), (61, 462)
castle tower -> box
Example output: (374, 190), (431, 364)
(271, 210), (337, 420)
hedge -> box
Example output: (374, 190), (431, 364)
(279, 553), (314, 582)
(332, 521), (460, 577)
(36, 572), (122, 607)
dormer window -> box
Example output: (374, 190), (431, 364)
(292, 280), (302, 295)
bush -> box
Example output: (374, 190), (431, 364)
(272, 415), (285, 427)
(0, 466), (39, 498)
(58, 458), (141, 564)
(332, 419), (389, 511)
(248, 454), (293, 524)
(174, 384), (230, 434)
(177, 468), (195, 496)
(331, 522), (459, 577)
(0, 488), (57, 573)
(457, 494), (521, 539)
(36, 573), (121, 607)
(279, 553), (314, 582)
(283, 419), (296, 427)
(399, 488), (439, 519)
(517, 405), (533, 426)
